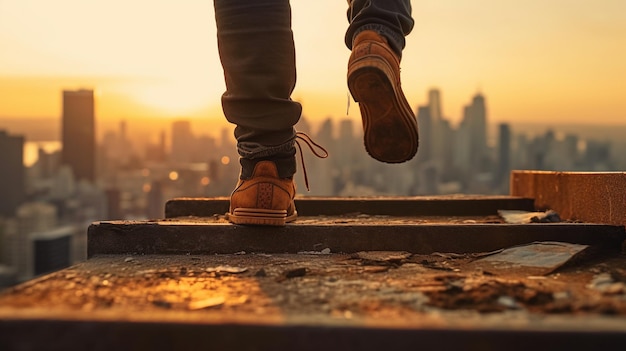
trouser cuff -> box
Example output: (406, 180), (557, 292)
(238, 139), (297, 179)
(353, 24), (404, 57)
(239, 155), (296, 179)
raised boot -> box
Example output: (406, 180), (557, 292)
(348, 30), (419, 163)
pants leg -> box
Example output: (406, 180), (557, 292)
(346, 0), (414, 56)
(214, 0), (300, 178)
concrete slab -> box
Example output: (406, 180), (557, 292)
(2, 254), (626, 350)
(165, 195), (536, 218)
(511, 171), (626, 226)
(87, 217), (626, 257)
(7, 188), (626, 350)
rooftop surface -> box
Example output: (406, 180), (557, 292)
(1, 249), (625, 350)
(2, 185), (626, 350)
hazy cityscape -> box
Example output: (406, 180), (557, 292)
(1, 87), (625, 287)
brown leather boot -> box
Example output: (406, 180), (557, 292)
(228, 160), (297, 226)
(348, 30), (419, 163)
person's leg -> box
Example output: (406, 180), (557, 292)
(215, 0), (300, 179)
(214, 0), (300, 225)
(346, 0), (413, 57)
(346, 0), (419, 163)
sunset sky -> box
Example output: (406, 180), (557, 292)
(1, 0), (625, 130)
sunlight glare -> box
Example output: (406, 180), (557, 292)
(126, 77), (223, 116)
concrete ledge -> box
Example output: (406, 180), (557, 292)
(88, 220), (626, 256)
(165, 196), (536, 218)
(2, 318), (625, 351)
(3, 253), (626, 349)
(511, 171), (626, 226)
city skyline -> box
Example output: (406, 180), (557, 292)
(5, 94), (626, 171)
(2, 85), (623, 285)
(1, 1), (625, 126)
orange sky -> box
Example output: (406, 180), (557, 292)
(1, 0), (625, 130)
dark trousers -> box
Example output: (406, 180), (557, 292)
(214, 0), (413, 178)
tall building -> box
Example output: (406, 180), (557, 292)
(427, 89), (451, 168)
(62, 89), (95, 182)
(496, 123), (511, 188)
(452, 119), (472, 173)
(170, 120), (195, 163)
(453, 93), (488, 175)
(416, 106), (432, 161)
(464, 93), (488, 168)
(428, 89), (442, 121)
(0, 130), (25, 217)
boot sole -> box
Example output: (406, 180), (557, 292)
(227, 208), (297, 226)
(348, 55), (419, 163)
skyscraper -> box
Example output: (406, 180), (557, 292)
(459, 93), (488, 173)
(428, 89), (442, 121)
(427, 89), (453, 170)
(416, 106), (432, 161)
(170, 120), (194, 163)
(61, 89), (95, 182)
(496, 123), (511, 188)
(0, 130), (25, 217)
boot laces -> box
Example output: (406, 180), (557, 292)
(294, 131), (329, 191)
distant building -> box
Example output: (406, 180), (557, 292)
(171, 120), (194, 163)
(0, 218), (18, 266)
(105, 188), (123, 220)
(496, 123), (511, 189)
(146, 180), (164, 219)
(0, 264), (17, 288)
(32, 226), (74, 276)
(584, 140), (613, 170)
(62, 89), (95, 182)
(308, 118), (335, 195)
(34, 147), (61, 179)
(101, 120), (135, 166)
(457, 93), (488, 174)
(428, 88), (442, 121)
(426, 89), (454, 172)
(0, 130), (25, 217)
(145, 130), (167, 163)
(416, 105), (432, 161)
(8, 202), (58, 281)
(337, 119), (356, 166)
